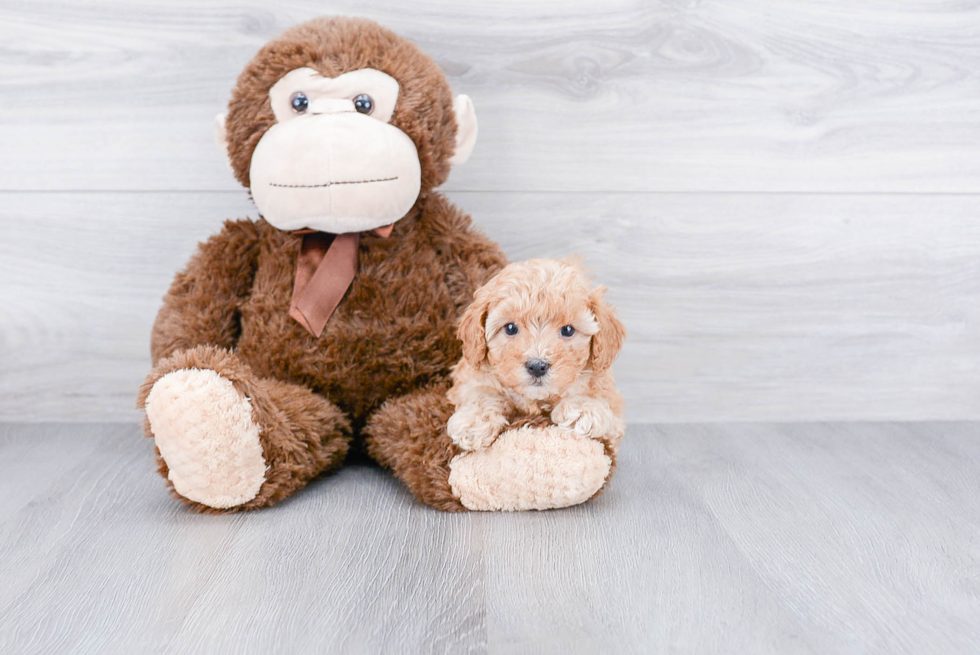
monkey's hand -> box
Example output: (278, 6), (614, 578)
(552, 397), (620, 442)
(447, 404), (509, 451)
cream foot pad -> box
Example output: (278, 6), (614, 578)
(448, 425), (611, 511)
(145, 368), (267, 509)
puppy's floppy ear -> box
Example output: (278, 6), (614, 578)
(458, 285), (493, 367)
(588, 285), (626, 373)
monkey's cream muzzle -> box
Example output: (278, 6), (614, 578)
(249, 111), (422, 234)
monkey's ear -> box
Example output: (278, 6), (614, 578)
(458, 287), (491, 367)
(588, 286), (626, 374)
(214, 112), (228, 152)
(448, 95), (478, 166)
(214, 112), (236, 172)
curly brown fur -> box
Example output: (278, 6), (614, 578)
(140, 17), (507, 511)
(143, 196), (504, 508)
(149, 219), (262, 357)
(363, 383), (467, 512)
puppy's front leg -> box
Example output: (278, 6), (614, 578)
(448, 402), (511, 451)
(552, 396), (622, 443)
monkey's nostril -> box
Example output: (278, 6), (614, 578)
(525, 359), (550, 378)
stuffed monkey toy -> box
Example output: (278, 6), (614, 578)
(136, 16), (616, 512)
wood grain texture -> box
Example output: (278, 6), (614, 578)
(1, 422), (978, 654)
(1, 0), (979, 192)
(1, 191), (978, 422)
(0, 424), (486, 654)
(1, 2), (978, 422)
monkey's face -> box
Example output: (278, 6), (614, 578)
(246, 67), (422, 234)
(216, 17), (479, 237)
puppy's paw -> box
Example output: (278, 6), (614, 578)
(552, 398), (618, 441)
(448, 406), (508, 451)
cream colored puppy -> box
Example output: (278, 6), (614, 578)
(448, 258), (626, 452)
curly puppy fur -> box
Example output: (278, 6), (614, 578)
(137, 17), (507, 512)
(447, 259), (627, 478)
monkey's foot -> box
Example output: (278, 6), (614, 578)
(144, 368), (267, 509)
(447, 425), (611, 511)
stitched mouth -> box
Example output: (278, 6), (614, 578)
(269, 176), (398, 189)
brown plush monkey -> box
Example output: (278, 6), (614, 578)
(136, 17), (615, 512)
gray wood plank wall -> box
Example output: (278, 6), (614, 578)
(1, 1), (978, 422)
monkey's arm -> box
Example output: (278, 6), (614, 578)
(449, 222), (508, 313)
(422, 194), (508, 316)
(139, 220), (351, 512)
(150, 219), (262, 364)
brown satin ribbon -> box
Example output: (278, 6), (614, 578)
(289, 223), (394, 337)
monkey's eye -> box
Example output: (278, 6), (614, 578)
(353, 93), (374, 115)
(504, 323), (519, 336)
(560, 325), (576, 338)
(290, 92), (309, 114)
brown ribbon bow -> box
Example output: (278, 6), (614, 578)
(289, 223), (394, 337)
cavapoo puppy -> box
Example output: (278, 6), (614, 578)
(447, 258), (626, 452)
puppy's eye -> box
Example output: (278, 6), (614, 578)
(290, 92), (309, 114)
(560, 325), (575, 338)
(504, 323), (519, 336)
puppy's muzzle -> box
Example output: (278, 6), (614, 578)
(525, 359), (550, 379)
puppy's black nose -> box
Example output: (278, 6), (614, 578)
(526, 359), (550, 378)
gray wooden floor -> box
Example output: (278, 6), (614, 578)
(1, 423), (978, 654)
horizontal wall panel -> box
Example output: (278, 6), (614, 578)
(1, 190), (977, 422)
(1, 0), (978, 192)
